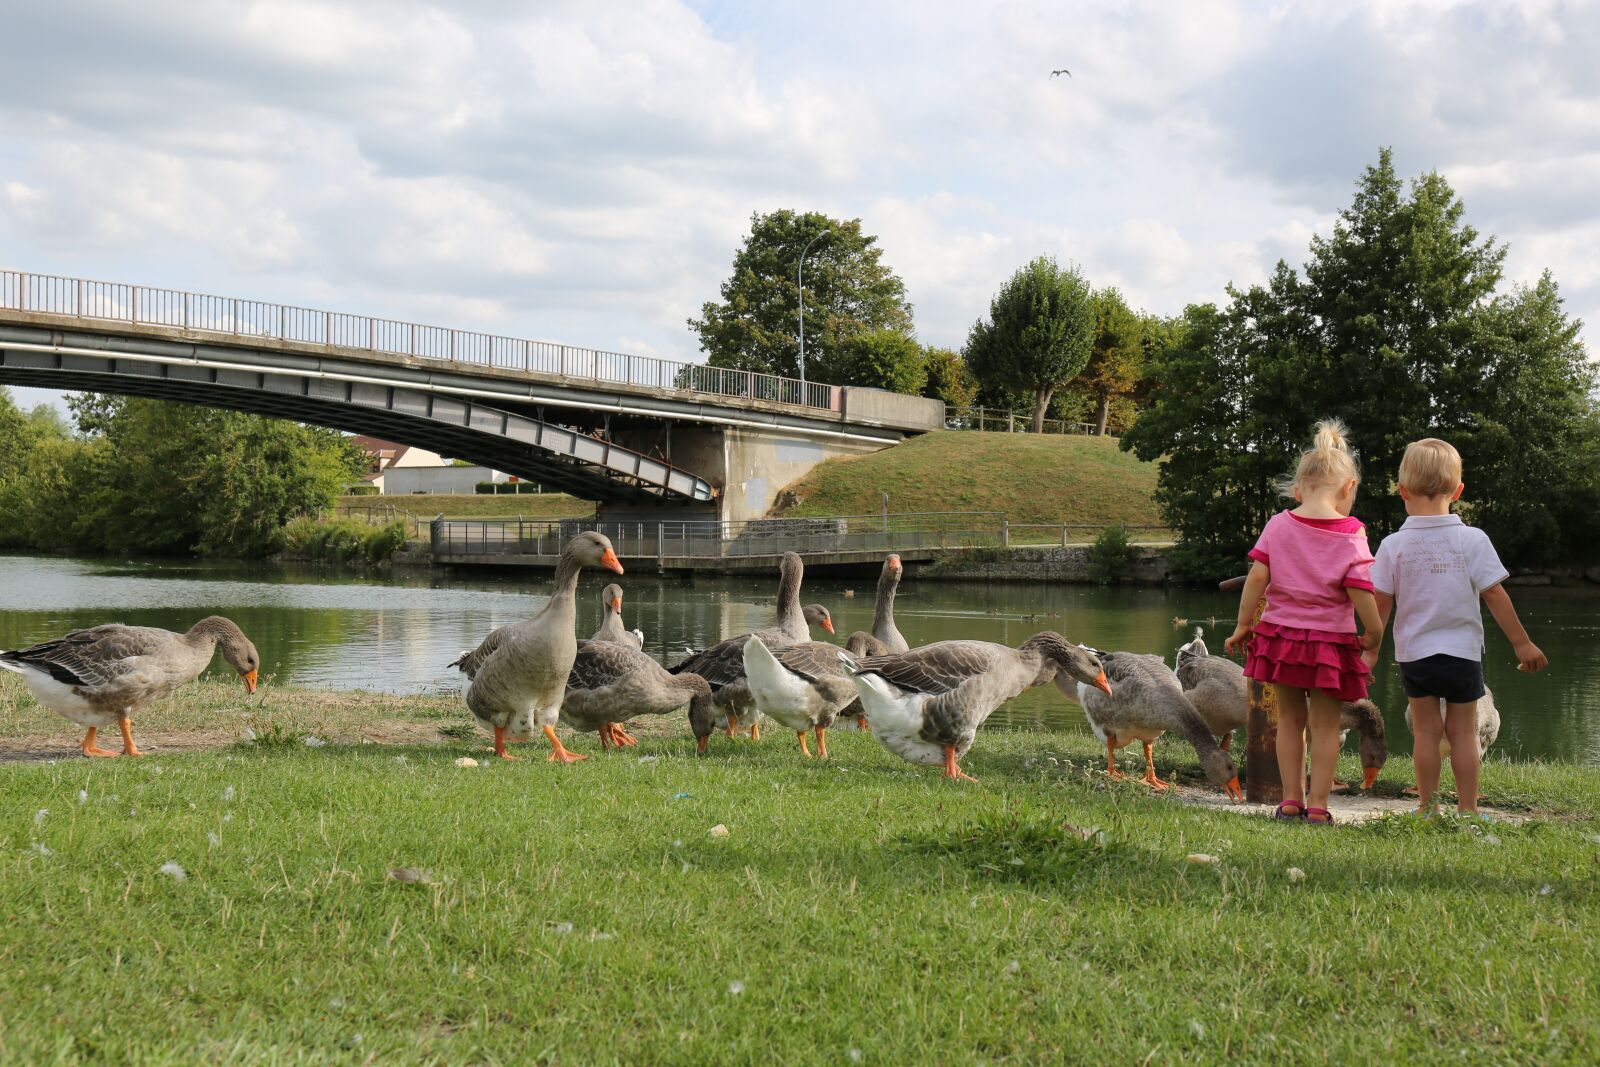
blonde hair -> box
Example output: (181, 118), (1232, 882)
(1398, 438), (1462, 497)
(1281, 419), (1360, 498)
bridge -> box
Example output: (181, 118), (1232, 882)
(0, 270), (942, 518)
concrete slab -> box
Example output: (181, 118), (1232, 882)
(1171, 782), (1532, 824)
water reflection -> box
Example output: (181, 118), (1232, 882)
(2, 555), (1595, 765)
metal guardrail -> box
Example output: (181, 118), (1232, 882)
(944, 407), (1101, 436)
(431, 513), (1007, 561)
(0, 268), (842, 413)
(1004, 523), (1174, 546)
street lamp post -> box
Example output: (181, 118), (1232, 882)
(797, 230), (830, 393)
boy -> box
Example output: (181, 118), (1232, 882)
(1365, 438), (1547, 816)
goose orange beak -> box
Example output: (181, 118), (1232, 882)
(243, 669), (259, 694)
(822, 617), (835, 634)
(1224, 776), (1243, 803)
(601, 549), (624, 574)
(1093, 671), (1112, 695)
(611, 597), (623, 612)
(1362, 766), (1379, 790)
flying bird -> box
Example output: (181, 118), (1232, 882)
(1050, 69), (1072, 78)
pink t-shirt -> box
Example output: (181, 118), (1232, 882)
(1248, 511), (1374, 633)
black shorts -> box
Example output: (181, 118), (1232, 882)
(1399, 654), (1486, 705)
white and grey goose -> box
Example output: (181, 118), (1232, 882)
(670, 550), (834, 747)
(562, 640), (712, 750)
(448, 531), (624, 761)
(1077, 650), (1243, 800)
(591, 583), (644, 649)
(742, 637), (860, 759)
(0, 617), (259, 758)
(841, 632), (1110, 782)
(1176, 630), (1387, 789)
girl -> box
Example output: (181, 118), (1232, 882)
(1224, 420), (1383, 824)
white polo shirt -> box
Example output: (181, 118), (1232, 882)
(1371, 514), (1510, 663)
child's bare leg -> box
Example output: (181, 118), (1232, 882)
(1443, 700), (1482, 814)
(1408, 696), (1444, 812)
(1274, 685), (1309, 807)
(1305, 691), (1343, 813)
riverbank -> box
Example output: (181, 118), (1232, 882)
(4, 676), (1598, 1062)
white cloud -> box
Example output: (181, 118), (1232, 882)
(0, 0), (1593, 374)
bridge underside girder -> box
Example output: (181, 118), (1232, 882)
(0, 334), (715, 504)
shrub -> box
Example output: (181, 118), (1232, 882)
(496, 482), (520, 495)
(474, 481), (497, 494)
(279, 518), (408, 563)
(1087, 525), (1132, 584)
(345, 484), (379, 496)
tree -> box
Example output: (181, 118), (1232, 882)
(816, 329), (928, 394)
(0, 394), (367, 557)
(964, 256), (1096, 432)
(920, 346), (977, 410)
(1123, 149), (1599, 576)
(689, 210), (913, 380)
(1066, 287), (1146, 436)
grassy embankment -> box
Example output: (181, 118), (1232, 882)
(3, 674), (1598, 1063)
(772, 431), (1167, 542)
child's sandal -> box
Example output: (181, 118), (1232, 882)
(1305, 806), (1335, 825)
(1273, 800), (1307, 821)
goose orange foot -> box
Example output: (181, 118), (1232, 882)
(797, 730), (813, 758)
(725, 713), (740, 739)
(750, 721), (762, 742)
(1140, 742), (1170, 790)
(942, 745), (978, 783)
(544, 725), (588, 764)
(1103, 736), (1127, 780)
(80, 727), (119, 758)
(492, 726), (520, 761)
(118, 718), (144, 757)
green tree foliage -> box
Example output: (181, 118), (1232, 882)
(0, 393), (366, 558)
(1065, 287), (1146, 436)
(964, 257), (1096, 431)
(815, 329), (927, 394)
(1123, 149), (1600, 576)
(920, 346), (978, 410)
(689, 210), (913, 380)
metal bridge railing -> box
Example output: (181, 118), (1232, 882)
(0, 268), (843, 414)
(430, 513), (1008, 560)
(944, 406), (1101, 436)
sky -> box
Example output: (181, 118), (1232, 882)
(3, 0), (1597, 414)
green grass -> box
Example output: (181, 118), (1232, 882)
(337, 493), (596, 520)
(3, 678), (1599, 1064)
(773, 431), (1164, 526)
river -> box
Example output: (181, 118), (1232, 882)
(2, 554), (1596, 764)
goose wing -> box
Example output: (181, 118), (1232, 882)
(670, 636), (748, 688)
(449, 621), (520, 680)
(566, 640), (650, 690)
(856, 641), (998, 695)
(1, 624), (170, 690)
(772, 642), (857, 683)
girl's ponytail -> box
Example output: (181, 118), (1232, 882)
(1282, 418), (1360, 498)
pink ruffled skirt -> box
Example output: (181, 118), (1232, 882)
(1243, 622), (1369, 702)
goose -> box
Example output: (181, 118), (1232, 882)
(1176, 631), (1387, 789)
(448, 531), (623, 761)
(591, 584), (644, 649)
(842, 555), (908, 658)
(1402, 685), (1499, 796)
(841, 632), (1110, 782)
(1076, 651), (1243, 800)
(672, 551), (831, 744)
(0, 617), (259, 758)
(841, 555), (907, 729)
(561, 640), (712, 750)
(742, 637), (860, 758)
